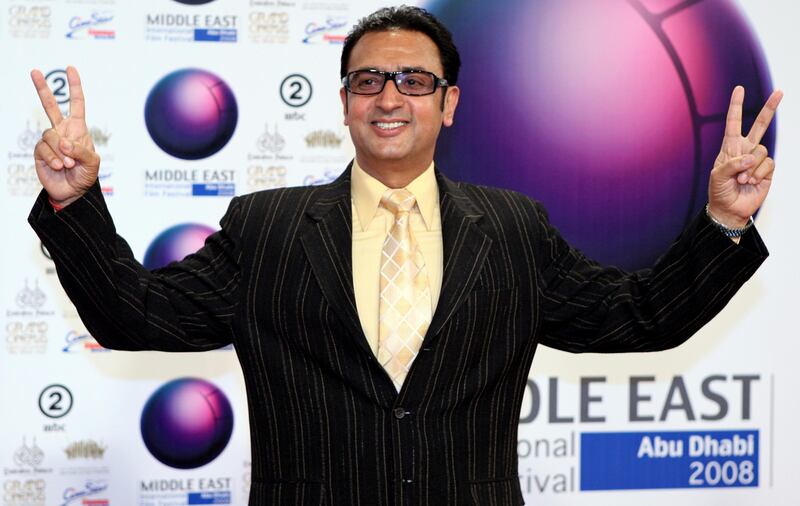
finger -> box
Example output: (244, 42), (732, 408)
(715, 153), (755, 179)
(41, 128), (77, 168)
(749, 157), (775, 185)
(30, 69), (64, 127)
(66, 66), (85, 120)
(34, 140), (64, 170)
(746, 89), (783, 145)
(723, 86), (744, 156)
(60, 139), (99, 168)
(41, 128), (66, 157)
(749, 144), (768, 167)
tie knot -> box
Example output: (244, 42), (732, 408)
(381, 188), (416, 215)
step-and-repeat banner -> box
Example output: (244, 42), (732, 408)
(2, 1), (797, 505)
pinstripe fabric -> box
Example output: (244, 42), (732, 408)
(29, 165), (768, 506)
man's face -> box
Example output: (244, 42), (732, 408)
(340, 29), (459, 176)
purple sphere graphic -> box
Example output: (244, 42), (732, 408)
(428, 0), (775, 269)
(141, 378), (234, 469)
(143, 223), (216, 270)
(145, 68), (238, 160)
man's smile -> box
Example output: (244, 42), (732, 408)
(371, 120), (409, 135)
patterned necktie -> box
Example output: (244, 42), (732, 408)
(378, 188), (432, 390)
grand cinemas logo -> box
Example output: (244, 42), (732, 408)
(248, 10), (288, 43)
(7, 5), (51, 39)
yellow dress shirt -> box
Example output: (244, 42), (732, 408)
(351, 160), (443, 356)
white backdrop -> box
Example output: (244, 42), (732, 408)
(1, 1), (798, 505)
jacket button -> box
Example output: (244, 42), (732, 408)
(393, 408), (406, 419)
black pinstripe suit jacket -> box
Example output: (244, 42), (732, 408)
(29, 166), (768, 505)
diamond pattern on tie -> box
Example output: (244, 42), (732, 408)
(378, 188), (432, 391)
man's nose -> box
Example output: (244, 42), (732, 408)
(375, 79), (405, 110)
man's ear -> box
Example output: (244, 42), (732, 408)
(340, 86), (349, 123)
(442, 86), (460, 127)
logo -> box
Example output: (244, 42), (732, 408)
(300, 1), (346, 10)
(251, 0), (296, 6)
(2, 479), (45, 506)
(140, 378), (234, 469)
(174, 0), (216, 5)
(581, 431), (758, 490)
(39, 384), (73, 419)
(144, 168), (235, 197)
(63, 330), (106, 353)
(61, 480), (108, 506)
(248, 122), (291, 165)
(139, 477), (231, 505)
(302, 16), (346, 44)
(6, 321), (48, 354)
(45, 69), (70, 106)
(13, 438), (44, 468)
(145, 6), (237, 43)
(7, 5), (51, 39)
(144, 68), (238, 160)
(64, 441), (107, 460)
(256, 124), (286, 155)
(303, 170), (338, 186)
(248, 11), (288, 43)
(280, 73), (312, 108)
(16, 279), (46, 310)
(5, 437), (53, 477)
(6, 163), (41, 197)
(246, 165), (286, 192)
(304, 129), (343, 148)
(89, 126), (111, 147)
(17, 121), (42, 153)
(142, 224), (216, 269)
(299, 130), (349, 164)
(7, 279), (53, 318)
(66, 11), (115, 39)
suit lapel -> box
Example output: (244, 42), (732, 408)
(299, 166), (492, 359)
(300, 166), (374, 358)
(426, 171), (493, 344)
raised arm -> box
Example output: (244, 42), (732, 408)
(31, 66), (99, 207)
(706, 86), (783, 232)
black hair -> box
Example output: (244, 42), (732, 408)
(340, 5), (461, 86)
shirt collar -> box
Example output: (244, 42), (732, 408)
(351, 159), (438, 232)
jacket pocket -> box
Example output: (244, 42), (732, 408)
(248, 480), (326, 505)
(468, 477), (524, 505)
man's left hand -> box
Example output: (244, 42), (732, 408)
(707, 86), (783, 228)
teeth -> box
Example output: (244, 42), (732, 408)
(375, 122), (405, 130)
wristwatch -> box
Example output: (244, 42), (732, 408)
(705, 204), (754, 238)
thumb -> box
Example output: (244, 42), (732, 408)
(714, 154), (756, 179)
(60, 139), (100, 169)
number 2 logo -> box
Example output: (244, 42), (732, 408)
(280, 74), (312, 108)
(38, 384), (73, 419)
(44, 69), (70, 106)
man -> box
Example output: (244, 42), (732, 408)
(28, 6), (781, 506)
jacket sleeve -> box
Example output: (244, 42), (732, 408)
(530, 199), (768, 353)
(28, 183), (242, 352)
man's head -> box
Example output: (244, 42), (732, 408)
(340, 6), (461, 88)
(339, 6), (462, 185)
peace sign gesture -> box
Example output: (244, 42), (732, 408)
(31, 66), (100, 208)
(707, 86), (783, 229)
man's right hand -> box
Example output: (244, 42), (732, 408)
(31, 66), (100, 208)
